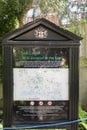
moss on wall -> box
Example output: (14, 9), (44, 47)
(79, 57), (87, 67)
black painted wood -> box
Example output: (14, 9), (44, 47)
(3, 46), (13, 126)
(2, 18), (82, 130)
(3, 18), (82, 43)
(69, 47), (79, 130)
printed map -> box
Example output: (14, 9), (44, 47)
(13, 68), (69, 101)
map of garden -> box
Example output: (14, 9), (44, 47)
(13, 68), (69, 101)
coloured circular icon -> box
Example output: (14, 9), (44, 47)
(48, 101), (52, 106)
(30, 101), (34, 106)
(39, 101), (43, 106)
(39, 116), (43, 120)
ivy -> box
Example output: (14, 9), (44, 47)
(79, 105), (87, 130)
(0, 0), (33, 36)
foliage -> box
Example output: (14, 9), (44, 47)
(0, 0), (33, 36)
(79, 105), (87, 130)
(65, 22), (80, 35)
(40, 0), (66, 14)
(39, 0), (87, 36)
(0, 0), (17, 36)
(66, 1), (87, 21)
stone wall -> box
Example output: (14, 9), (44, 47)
(80, 22), (87, 58)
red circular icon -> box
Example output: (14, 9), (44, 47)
(39, 101), (43, 106)
(30, 101), (34, 106)
(39, 116), (43, 120)
(48, 101), (52, 106)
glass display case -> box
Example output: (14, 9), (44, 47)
(13, 47), (69, 125)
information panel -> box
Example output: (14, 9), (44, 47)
(13, 68), (69, 101)
(13, 47), (69, 68)
(13, 47), (69, 125)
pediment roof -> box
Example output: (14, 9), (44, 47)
(3, 18), (82, 43)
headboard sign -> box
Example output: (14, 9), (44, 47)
(3, 18), (82, 130)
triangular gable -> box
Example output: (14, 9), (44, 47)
(3, 18), (82, 42)
(12, 25), (70, 41)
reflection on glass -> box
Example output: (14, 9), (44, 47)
(13, 47), (69, 68)
(12, 47), (69, 125)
